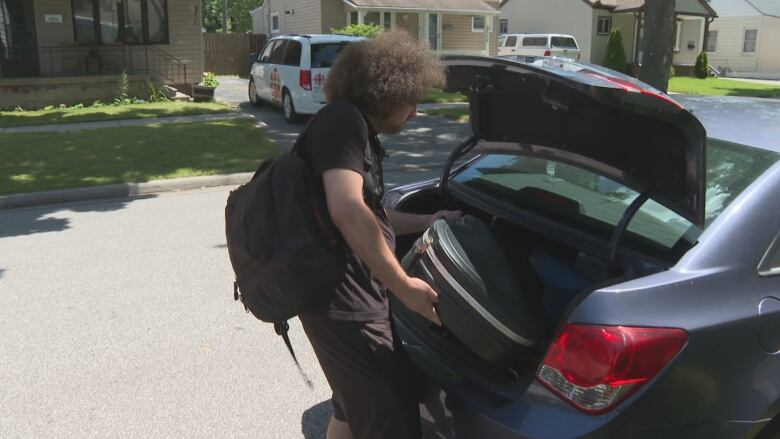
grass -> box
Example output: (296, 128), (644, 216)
(668, 77), (780, 98)
(0, 118), (279, 195)
(420, 88), (468, 104)
(422, 107), (470, 122)
(0, 101), (237, 128)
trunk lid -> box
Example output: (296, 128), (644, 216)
(442, 56), (707, 226)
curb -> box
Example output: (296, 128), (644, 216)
(0, 112), (254, 134)
(0, 173), (254, 210)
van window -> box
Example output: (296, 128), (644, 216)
(258, 41), (275, 63)
(551, 37), (577, 49)
(523, 37), (548, 47)
(269, 40), (287, 64)
(283, 41), (302, 66)
(311, 43), (349, 68)
(504, 36), (518, 47)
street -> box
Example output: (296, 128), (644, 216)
(0, 79), (468, 437)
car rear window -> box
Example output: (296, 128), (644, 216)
(311, 43), (349, 69)
(451, 139), (779, 259)
(551, 37), (577, 49)
(523, 37), (548, 47)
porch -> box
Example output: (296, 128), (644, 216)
(343, 5), (500, 56)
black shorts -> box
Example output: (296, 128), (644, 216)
(299, 311), (422, 439)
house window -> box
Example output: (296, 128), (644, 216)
(270, 12), (280, 33)
(706, 30), (717, 52)
(674, 20), (682, 51)
(597, 16), (612, 35)
(743, 29), (757, 53)
(499, 18), (508, 34)
(383, 12), (391, 29)
(72, 0), (168, 45)
(472, 16), (485, 32)
(349, 11), (358, 25)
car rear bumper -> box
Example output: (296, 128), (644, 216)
(290, 89), (324, 115)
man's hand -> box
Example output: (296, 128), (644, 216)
(393, 277), (442, 326)
(429, 210), (463, 226)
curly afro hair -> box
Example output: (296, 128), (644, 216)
(325, 30), (446, 117)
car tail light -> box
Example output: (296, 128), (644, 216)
(544, 50), (551, 56)
(583, 71), (684, 109)
(300, 69), (312, 91)
(537, 323), (687, 414)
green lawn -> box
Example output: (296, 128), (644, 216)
(422, 107), (470, 122)
(0, 102), (237, 128)
(0, 118), (279, 195)
(669, 77), (780, 98)
(420, 88), (468, 104)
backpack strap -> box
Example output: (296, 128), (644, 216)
(274, 321), (314, 390)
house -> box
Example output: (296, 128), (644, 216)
(251, 0), (502, 56)
(0, 0), (203, 109)
(500, 0), (718, 72)
(705, 0), (780, 79)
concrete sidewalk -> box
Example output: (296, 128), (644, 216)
(0, 112), (255, 134)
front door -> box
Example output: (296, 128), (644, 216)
(0, 0), (40, 77)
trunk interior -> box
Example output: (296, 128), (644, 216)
(391, 187), (660, 393)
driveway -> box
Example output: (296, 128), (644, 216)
(215, 76), (472, 186)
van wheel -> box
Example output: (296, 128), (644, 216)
(282, 89), (300, 124)
(249, 78), (262, 106)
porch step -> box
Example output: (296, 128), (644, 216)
(161, 85), (192, 102)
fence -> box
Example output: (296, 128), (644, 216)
(204, 33), (267, 76)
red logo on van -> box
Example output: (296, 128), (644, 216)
(314, 73), (326, 87)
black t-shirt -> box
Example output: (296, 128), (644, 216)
(295, 101), (394, 321)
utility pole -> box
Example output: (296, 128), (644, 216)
(222, 0), (228, 32)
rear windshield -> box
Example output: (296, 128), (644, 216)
(311, 43), (349, 69)
(451, 139), (779, 260)
(551, 37), (577, 49)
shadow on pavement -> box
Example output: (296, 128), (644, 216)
(0, 195), (155, 239)
(301, 399), (333, 439)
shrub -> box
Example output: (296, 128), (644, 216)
(331, 23), (382, 39)
(603, 27), (627, 73)
(115, 71), (130, 105)
(148, 82), (171, 102)
(695, 51), (709, 79)
(200, 72), (219, 88)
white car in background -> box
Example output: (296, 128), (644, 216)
(249, 34), (364, 123)
(498, 33), (580, 60)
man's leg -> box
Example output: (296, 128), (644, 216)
(327, 415), (352, 439)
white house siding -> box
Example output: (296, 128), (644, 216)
(708, 0), (757, 17)
(33, 0), (75, 74)
(673, 18), (703, 65)
(708, 15), (763, 73)
(162, 0), (204, 82)
(276, 0), (322, 35)
(442, 14), (486, 53)
(500, 0), (595, 62)
(321, 0), (347, 33)
(757, 15), (780, 74)
(395, 12), (420, 39)
(590, 11), (636, 66)
(251, 8), (265, 34)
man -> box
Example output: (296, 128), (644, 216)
(295, 31), (461, 439)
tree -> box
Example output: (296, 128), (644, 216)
(639, 0), (676, 91)
(202, 0), (262, 33)
(331, 23), (383, 38)
(695, 51), (709, 78)
(602, 27), (627, 73)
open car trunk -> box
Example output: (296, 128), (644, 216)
(390, 188), (661, 394)
(387, 56), (707, 398)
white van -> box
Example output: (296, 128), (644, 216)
(498, 34), (580, 60)
(249, 34), (364, 123)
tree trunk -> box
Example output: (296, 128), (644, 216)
(639, 0), (676, 92)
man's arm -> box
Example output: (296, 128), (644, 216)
(387, 210), (464, 236)
(323, 169), (441, 325)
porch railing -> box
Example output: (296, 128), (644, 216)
(4, 45), (190, 93)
